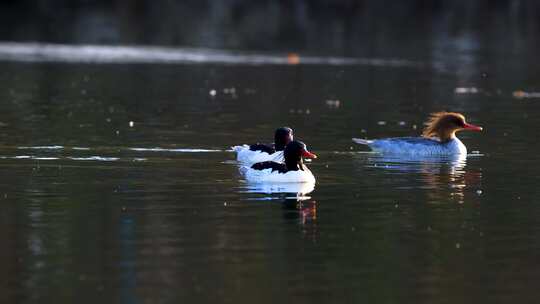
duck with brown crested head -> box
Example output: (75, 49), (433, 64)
(352, 112), (482, 155)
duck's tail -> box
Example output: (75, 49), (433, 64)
(352, 138), (373, 146)
(231, 144), (249, 152)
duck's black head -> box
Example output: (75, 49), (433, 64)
(274, 127), (293, 151)
(284, 140), (317, 170)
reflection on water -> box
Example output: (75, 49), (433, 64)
(355, 153), (482, 204)
(239, 177), (318, 227)
(241, 181), (315, 197)
(283, 198), (318, 226)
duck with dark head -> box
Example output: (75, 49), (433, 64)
(352, 112), (483, 155)
(232, 127), (294, 164)
(242, 140), (317, 183)
(249, 127), (293, 154)
(252, 140), (317, 173)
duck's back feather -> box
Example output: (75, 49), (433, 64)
(353, 137), (467, 155)
(232, 145), (284, 164)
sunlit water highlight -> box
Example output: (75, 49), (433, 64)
(0, 42), (424, 67)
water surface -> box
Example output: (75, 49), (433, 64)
(1, 43), (540, 304)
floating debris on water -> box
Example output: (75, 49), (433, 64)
(129, 121), (134, 127)
(325, 99), (341, 108)
(223, 87), (236, 94)
(289, 108), (311, 114)
(377, 121), (387, 126)
(513, 90), (540, 99)
(476, 190), (483, 195)
(209, 89), (217, 97)
(455, 87), (479, 94)
(398, 121), (406, 126)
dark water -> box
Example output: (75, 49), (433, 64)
(1, 55), (540, 304)
(2, 3), (540, 301)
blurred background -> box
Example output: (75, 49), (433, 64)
(1, 0), (539, 59)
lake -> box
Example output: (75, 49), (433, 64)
(2, 5), (540, 302)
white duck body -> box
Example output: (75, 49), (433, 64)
(353, 137), (467, 155)
(232, 145), (284, 165)
(240, 166), (316, 183)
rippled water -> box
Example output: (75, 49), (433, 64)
(1, 44), (540, 304)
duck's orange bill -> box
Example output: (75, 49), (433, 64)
(463, 123), (483, 131)
(302, 150), (318, 159)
